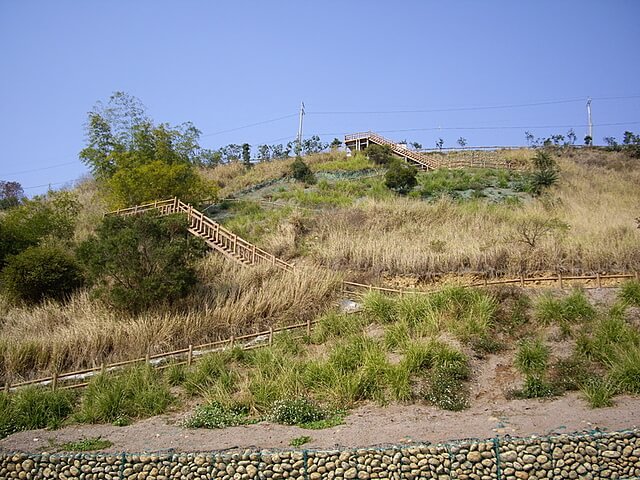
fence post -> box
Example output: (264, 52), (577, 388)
(306, 317), (311, 337)
(269, 327), (274, 346)
(520, 274), (525, 287)
(187, 345), (193, 366)
(4, 381), (10, 393)
(101, 362), (106, 375)
(230, 336), (235, 349)
(52, 371), (58, 391)
(558, 272), (564, 289)
(596, 272), (602, 288)
(145, 352), (150, 365)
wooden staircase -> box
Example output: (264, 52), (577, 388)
(344, 131), (440, 170)
(106, 198), (294, 272)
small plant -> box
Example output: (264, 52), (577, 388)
(182, 401), (251, 429)
(580, 377), (617, 408)
(609, 346), (640, 394)
(549, 356), (591, 392)
(423, 368), (469, 411)
(59, 437), (113, 451)
(535, 289), (595, 325)
(517, 375), (556, 399)
(289, 435), (312, 447)
(515, 338), (550, 376)
(364, 144), (394, 165)
(469, 335), (503, 357)
(363, 291), (397, 323)
(165, 362), (187, 386)
(269, 398), (327, 426)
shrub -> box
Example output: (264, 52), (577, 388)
(364, 144), (394, 165)
(76, 365), (173, 424)
(182, 401), (250, 429)
(290, 156), (316, 184)
(518, 375), (555, 399)
(385, 160), (418, 194)
(268, 398), (326, 425)
(580, 377), (617, 408)
(515, 338), (550, 376)
(2, 245), (84, 304)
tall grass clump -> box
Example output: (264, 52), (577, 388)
(535, 289), (595, 325)
(183, 401), (250, 429)
(609, 346), (640, 394)
(515, 338), (550, 376)
(580, 376), (617, 408)
(0, 387), (76, 438)
(362, 291), (397, 323)
(311, 312), (365, 344)
(184, 352), (237, 397)
(75, 365), (173, 424)
(619, 279), (640, 307)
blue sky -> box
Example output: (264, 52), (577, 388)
(1, 0), (639, 196)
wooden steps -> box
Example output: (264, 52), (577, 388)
(106, 198), (294, 272)
(344, 131), (440, 170)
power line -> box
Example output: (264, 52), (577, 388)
(307, 95), (640, 116)
(201, 113), (298, 137)
(0, 160), (81, 177)
(22, 180), (74, 191)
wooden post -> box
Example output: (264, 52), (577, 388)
(52, 372), (58, 391)
(101, 362), (106, 375)
(520, 274), (525, 287)
(306, 317), (311, 336)
(269, 327), (274, 346)
(483, 278), (488, 287)
(230, 336), (235, 349)
(187, 345), (193, 367)
(558, 272), (564, 289)
(596, 272), (602, 288)
(4, 382), (10, 394)
(252, 245), (256, 265)
(145, 352), (150, 365)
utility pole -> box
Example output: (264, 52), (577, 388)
(297, 101), (305, 150)
(586, 97), (593, 142)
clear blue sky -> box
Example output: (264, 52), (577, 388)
(1, 0), (639, 196)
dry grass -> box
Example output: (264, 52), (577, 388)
(303, 153), (640, 278)
(0, 256), (341, 382)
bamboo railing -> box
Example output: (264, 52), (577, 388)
(106, 198), (294, 272)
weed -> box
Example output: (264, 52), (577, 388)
(384, 321), (411, 350)
(515, 338), (550, 376)
(289, 435), (312, 447)
(580, 376), (617, 408)
(183, 401), (251, 429)
(299, 412), (345, 430)
(59, 437), (113, 451)
(619, 279), (640, 307)
(549, 356), (592, 392)
(422, 369), (469, 411)
(362, 291), (396, 323)
(165, 362), (187, 386)
(268, 398), (327, 425)
(535, 289), (595, 325)
(469, 335), (503, 356)
(517, 375), (556, 399)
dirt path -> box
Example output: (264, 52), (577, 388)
(2, 393), (639, 454)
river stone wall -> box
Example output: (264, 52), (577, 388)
(1, 429), (638, 479)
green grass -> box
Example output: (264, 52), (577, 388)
(619, 279), (640, 307)
(271, 185), (353, 208)
(184, 352), (237, 397)
(416, 168), (525, 199)
(219, 201), (293, 243)
(362, 291), (397, 323)
(59, 436), (113, 451)
(580, 377), (617, 408)
(311, 152), (373, 172)
(515, 338), (550, 376)
(268, 398), (327, 425)
(311, 312), (366, 344)
(299, 412), (345, 430)
(517, 375), (556, 399)
(535, 289), (595, 326)
(75, 365), (173, 424)
(609, 346), (640, 394)
(0, 387), (76, 439)
(289, 435), (312, 447)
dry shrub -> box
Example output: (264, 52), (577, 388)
(0, 255), (341, 382)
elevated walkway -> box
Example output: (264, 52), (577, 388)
(345, 131), (440, 170)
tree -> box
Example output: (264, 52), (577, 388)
(290, 156), (316, 184)
(410, 142), (422, 150)
(2, 245), (84, 304)
(457, 137), (467, 148)
(435, 138), (444, 150)
(525, 131), (535, 146)
(584, 135), (593, 146)
(80, 92), (214, 207)
(0, 181), (24, 210)
(77, 213), (205, 313)
(257, 144), (271, 161)
(604, 136), (618, 148)
(566, 129), (577, 146)
(528, 151), (559, 195)
(242, 143), (251, 169)
(364, 144), (394, 165)
(330, 138), (342, 150)
(385, 160), (417, 194)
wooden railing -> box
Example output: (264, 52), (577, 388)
(106, 198), (294, 272)
(345, 131), (440, 170)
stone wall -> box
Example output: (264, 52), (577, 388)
(1, 429), (639, 479)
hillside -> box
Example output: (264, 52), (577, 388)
(1, 146), (640, 451)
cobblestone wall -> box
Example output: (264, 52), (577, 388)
(2, 429), (639, 479)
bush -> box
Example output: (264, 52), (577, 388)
(364, 144), (394, 165)
(517, 375), (555, 399)
(385, 160), (417, 194)
(1, 245), (84, 304)
(268, 398), (327, 425)
(182, 401), (250, 429)
(77, 213), (204, 313)
(290, 156), (316, 184)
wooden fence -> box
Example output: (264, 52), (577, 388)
(5, 271), (638, 394)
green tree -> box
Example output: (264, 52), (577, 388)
(330, 138), (342, 149)
(290, 156), (316, 184)
(435, 138), (444, 150)
(0, 181), (24, 210)
(79, 92), (214, 208)
(385, 160), (417, 194)
(2, 245), (84, 304)
(457, 137), (467, 148)
(364, 144), (394, 165)
(77, 213), (205, 313)
(242, 143), (251, 168)
(257, 144), (271, 161)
